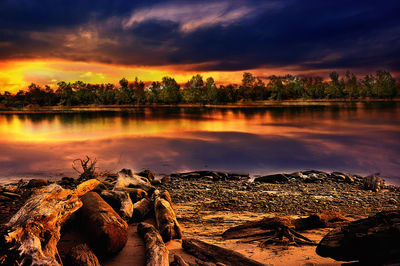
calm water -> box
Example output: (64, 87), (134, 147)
(0, 103), (399, 184)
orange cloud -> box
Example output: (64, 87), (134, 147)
(1, 58), (391, 93)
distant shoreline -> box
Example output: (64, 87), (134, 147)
(0, 99), (398, 114)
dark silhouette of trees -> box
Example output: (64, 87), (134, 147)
(0, 70), (398, 108)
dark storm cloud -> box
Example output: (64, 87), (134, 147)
(0, 0), (399, 72)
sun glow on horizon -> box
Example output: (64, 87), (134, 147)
(0, 59), (254, 93)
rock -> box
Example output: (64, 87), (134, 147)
(330, 172), (354, 183)
(363, 174), (385, 191)
(65, 244), (100, 266)
(26, 179), (48, 188)
(316, 210), (400, 263)
(151, 179), (161, 186)
(161, 176), (171, 183)
(137, 169), (155, 181)
(79, 192), (128, 256)
(254, 174), (289, 183)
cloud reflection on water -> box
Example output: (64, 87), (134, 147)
(0, 103), (399, 184)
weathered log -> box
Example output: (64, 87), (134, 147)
(115, 169), (154, 192)
(171, 254), (189, 266)
(222, 216), (293, 239)
(64, 243), (100, 266)
(182, 238), (264, 266)
(101, 190), (133, 220)
(154, 190), (182, 242)
(5, 180), (100, 266)
(114, 187), (148, 202)
(79, 191), (128, 256)
(137, 222), (169, 266)
(223, 212), (347, 240)
(316, 210), (400, 263)
(132, 198), (152, 222)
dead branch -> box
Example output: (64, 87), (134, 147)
(73, 156), (97, 181)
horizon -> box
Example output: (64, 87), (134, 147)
(1, 1), (400, 92)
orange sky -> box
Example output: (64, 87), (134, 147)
(0, 59), (340, 93)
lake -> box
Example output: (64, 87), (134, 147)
(0, 102), (399, 184)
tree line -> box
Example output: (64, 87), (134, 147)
(0, 71), (399, 107)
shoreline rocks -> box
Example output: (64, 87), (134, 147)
(0, 168), (399, 265)
(316, 210), (400, 263)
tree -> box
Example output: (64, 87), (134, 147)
(204, 77), (218, 104)
(159, 76), (181, 104)
(56, 81), (76, 106)
(343, 71), (358, 99)
(375, 70), (396, 98)
(182, 74), (204, 103)
(268, 76), (285, 100)
(325, 72), (344, 99)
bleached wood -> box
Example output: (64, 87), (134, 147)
(5, 179), (100, 266)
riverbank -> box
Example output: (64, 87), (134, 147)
(1, 169), (399, 265)
(0, 99), (399, 113)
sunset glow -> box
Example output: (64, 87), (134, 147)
(0, 1), (398, 92)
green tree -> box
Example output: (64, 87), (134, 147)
(375, 70), (396, 98)
(325, 72), (344, 99)
(204, 77), (218, 104)
(159, 76), (181, 104)
(268, 76), (285, 100)
(343, 71), (359, 99)
(182, 74), (204, 103)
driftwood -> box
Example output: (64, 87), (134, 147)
(101, 190), (133, 220)
(171, 254), (189, 266)
(137, 222), (169, 266)
(154, 190), (182, 242)
(64, 243), (100, 266)
(5, 180), (100, 266)
(132, 198), (152, 222)
(79, 191), (128, 256)
(182, 238), (264, 266)
(115, 169), (154, 192)
(114, 187), (148, 202)
(73, 156), (97, 181)
(316, 210), (400, 263)
(222, 212), (346, 247)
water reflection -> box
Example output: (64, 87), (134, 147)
(0, 102), (399, 184)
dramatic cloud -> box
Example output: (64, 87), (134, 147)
(122, 1), (275, 33)
(0, 0), (399, 87)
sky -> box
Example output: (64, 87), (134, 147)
(0, 0), (399, 92)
